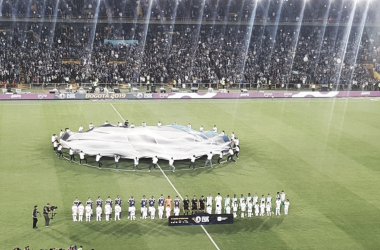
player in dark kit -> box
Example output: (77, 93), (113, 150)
(174, 196), (180, 211)
(158, 194), (165, 207)
(128, 196), (135, 219)
(140, 195), (148, 218)
(183, 195), (190, 215)
(191, 195), (198, 215)
(199, 195), (206, 212)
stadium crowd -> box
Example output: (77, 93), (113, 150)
(1, 22), (379, 90)
(0, 0), (377, 23)
(1, 0), (379, 90)
(69, 192), (290, 222)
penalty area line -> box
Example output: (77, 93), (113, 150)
(110, 103), (125, 121)
(157, 164), (220, 250)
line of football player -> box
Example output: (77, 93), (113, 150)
(70, 192), (290, 221)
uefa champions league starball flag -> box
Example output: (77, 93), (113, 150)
(60, 124), (231, 160)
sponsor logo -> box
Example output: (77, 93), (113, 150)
(159, 94), (168, 98)
(144, 93), (153, 99)
(85, 93), (126, 99)
(135, 93), (144, 99)
(38, 94), (49, 99)
(264, 93), (273, 97)
(217, 216), (228, 222)
(284, 93), (293, 97)
(240, 93), (250, 97)
(192, 216), (209, 223)
(57, 93), (75, 99)
(11, 94), (22, 98)
(361, 92), (370, 96)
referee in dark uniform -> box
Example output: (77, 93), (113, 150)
(183, 196), (190, 215)
(32, 205), (38, 229)
(191, 195), (198, 215)
(43, 203), (51, 227)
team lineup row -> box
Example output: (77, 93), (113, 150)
(70, 192), (290, 222)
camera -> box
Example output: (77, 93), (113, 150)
(50, 206), (58, 219)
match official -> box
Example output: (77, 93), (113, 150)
(32, 205), (38, 229)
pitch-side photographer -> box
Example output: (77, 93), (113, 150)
(43, 203), (52, 227)
(32, 205), (39, 229)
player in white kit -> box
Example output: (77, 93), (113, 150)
(165, 205), (171, 218)
(206, 193), (213, 208)
(224, 195), (230, 213)
(247, 200), (253, 217)
(215, 204), (222, 214)
(214, 193), (222, 209)
(240, 200), (246, 218)
(150, 206), (156, 219)
(254, 202), (259, 217)
(105, 202), (111, 221)
(114, 203), (121, 220)
(174, 206), (180, 216)
(225, 204), (231, 214)
(85, 204), (92, 221)
(233, 201), (238, 218)
(78, 203), (84, 222)
(266, 202), (272, 216)
(260, 201), (265, 216)
(158, 204), (164, 219)
(275, 198), (281, 215)
(129, 205), (136, 220)
(141, 206), (148, 219)
(96, 204), (102, 221)
(284, 199), (290, 215)
(206, 205), (212, 214)
(72, 203), (78, 222)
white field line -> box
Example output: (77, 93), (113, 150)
(110, 103), (221, 250)
(157, 164), (220, 250)
(110, 103), (125, 120)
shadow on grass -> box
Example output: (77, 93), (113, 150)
(205, 216), (285, 234)
(52, 151), (240, 178)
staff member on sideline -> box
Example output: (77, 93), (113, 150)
(32, 205), (38, 229)
(43, 203), (51, 227)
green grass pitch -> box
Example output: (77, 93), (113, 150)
(1, 98), (380, 250)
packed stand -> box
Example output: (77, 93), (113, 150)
(0, 0), (377, 23)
